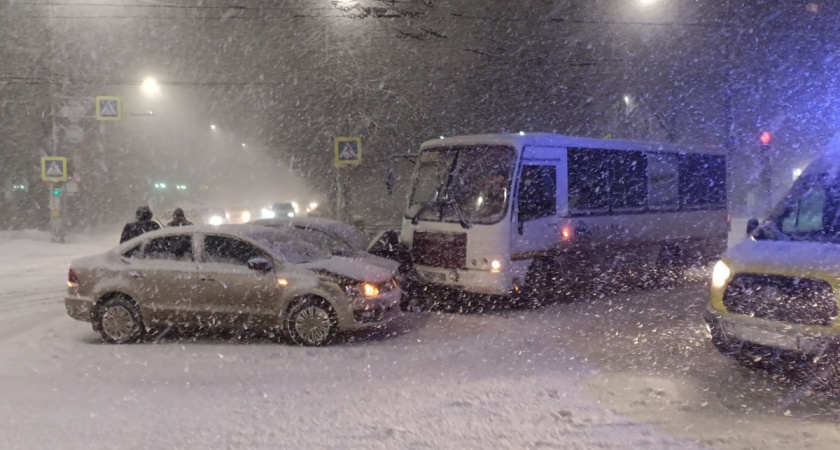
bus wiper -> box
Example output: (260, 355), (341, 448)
(445, 199), (472, 229)
(410, 202), (441, 225)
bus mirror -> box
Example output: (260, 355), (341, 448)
(386, 170), (395, 196)
(746, 218), (759, 236)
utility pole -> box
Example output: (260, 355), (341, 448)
(46, 3), (64, 242)
(723, 0), (738, 217)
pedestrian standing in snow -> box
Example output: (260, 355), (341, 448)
(167, 208), (193, 227)
(120, 205), (161, 243)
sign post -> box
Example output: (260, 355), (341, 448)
(42, 156), (68, 243)
(333, 137), (362, 222)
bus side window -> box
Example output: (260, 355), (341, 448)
(518, 165), (557, 222)
(610, 151), (647, 211)
(568, 149), (610, 214)
(646, 153), (680, 211)
(679, 154), (727, 209)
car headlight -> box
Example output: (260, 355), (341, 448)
(208, 215), (224, 226)
(287, 212), (295, 218)
(261, 208), (276, 219)
(242, 211), (251, 222)
(712, 260), (731, 288)
(342, 281), (380, 298)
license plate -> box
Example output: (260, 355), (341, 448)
(420, 270), (446, 283)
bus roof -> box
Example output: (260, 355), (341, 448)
(420, 133), (724, 155)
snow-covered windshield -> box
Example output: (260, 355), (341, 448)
(243, 229), (328, 264)
(407, 145), (515, 225)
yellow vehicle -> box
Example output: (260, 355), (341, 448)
(704, 153), (840, 370)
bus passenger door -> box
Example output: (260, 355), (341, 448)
(512, 162), (561, 258)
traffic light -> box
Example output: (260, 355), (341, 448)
(53, 188), (61, 196)
(760, 131), (771, 147)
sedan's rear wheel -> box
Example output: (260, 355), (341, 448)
(95, 296), (145, 344)
(284, 297), (337, 346)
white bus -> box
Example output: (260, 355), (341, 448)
(399, 133), (728, 300)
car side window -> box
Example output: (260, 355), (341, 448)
(203, 235), (267, 266)
(122, 244), (142, 259)
(143, 235), (194, 261)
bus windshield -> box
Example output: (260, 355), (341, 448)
(407, 145), (515, 225)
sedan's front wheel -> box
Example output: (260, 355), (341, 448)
(94, 296), (145, 344)
(284, 297), (337, 346)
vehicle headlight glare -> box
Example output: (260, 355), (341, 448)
(490, 260), (502, 272)
(242, 211), (251, 222)
(712, 260), (731, 288)
(261, 208), (276, 219)
(208, 215), (224, 226)
(363, 283), (379, 297)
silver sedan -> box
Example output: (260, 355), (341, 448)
(65, 225), (401, 346)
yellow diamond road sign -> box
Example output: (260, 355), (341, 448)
(96, 96), (121, 121)
(334, 137), (362, 166)
(41, 157), (68, 182)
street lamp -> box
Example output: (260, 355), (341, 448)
(638, 0), (657, 5)
(210, 124), (217, 130)
(241, 143), (246, 148)
(141, 77), (160, 98)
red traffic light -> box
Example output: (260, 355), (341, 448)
(760, 132), (771, 146)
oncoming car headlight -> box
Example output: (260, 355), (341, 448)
(712, 260), (731, 288)
(261, 208), (276, 219)
(208, 215), (224, 226)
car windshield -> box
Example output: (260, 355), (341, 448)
(406, 145), (515, 225)
(758, 168), (840, 243)
(243, 229), (328, 264)
(323, 224), (369, 250)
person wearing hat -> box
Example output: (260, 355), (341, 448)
(120, 205), (161, 243)
(168, 208), (193, 227)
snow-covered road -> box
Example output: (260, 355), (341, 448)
(0, 231), (838, 449)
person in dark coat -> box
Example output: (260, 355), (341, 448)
(120, 206), (161, 244)
(167, 207), (193, 227)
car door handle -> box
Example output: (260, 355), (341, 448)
(200, 276), (216, 282)
(129, 271), (146, 279)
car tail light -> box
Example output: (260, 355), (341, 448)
(68, 269), (79, 288)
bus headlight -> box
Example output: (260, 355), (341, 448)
(490, 260), (502, 273)
(712, 260), (731, 288)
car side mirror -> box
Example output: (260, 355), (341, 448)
(247, 257), (273, 272)
(746, 218), (759, 236)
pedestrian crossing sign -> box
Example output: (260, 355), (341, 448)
(41, 157), (68, 182)
(96, 96), (121, 121)
(334, 137), (362, 166)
